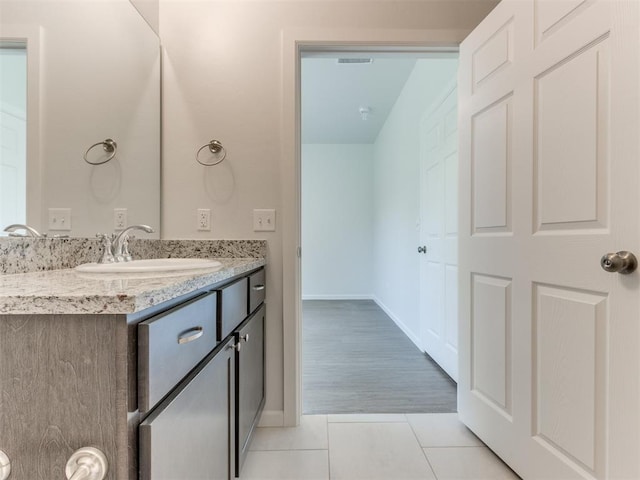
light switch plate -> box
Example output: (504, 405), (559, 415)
(48, 208), (71, 231)
(253, 209), (276, 232)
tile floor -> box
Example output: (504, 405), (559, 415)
(242, 414), (521, 480)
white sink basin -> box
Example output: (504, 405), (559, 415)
(75, 258), (223, 273)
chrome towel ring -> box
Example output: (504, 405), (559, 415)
(84, 138), (117, 165)
(196, 139), (227, 166)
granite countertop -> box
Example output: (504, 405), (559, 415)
(0, 257), (265, 315)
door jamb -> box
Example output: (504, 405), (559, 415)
(281, 27), (467, 426)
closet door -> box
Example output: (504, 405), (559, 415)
(419, 82), (458, 380)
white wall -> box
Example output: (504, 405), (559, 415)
(302, 144), (373, 299)
(130, 0), (160, 35)
(372, 59), (458, 347)
(159, 0), (498, 422)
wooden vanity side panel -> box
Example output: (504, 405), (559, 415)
(0, 313), (129, 480)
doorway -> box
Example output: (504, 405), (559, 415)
(300, 51), (459, 414)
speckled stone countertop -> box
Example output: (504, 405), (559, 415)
(0, 257), (265, 315)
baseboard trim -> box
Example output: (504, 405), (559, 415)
(258, 409), (284, 427)
(302, 294), (374, 301)
(372, 296), (422, 351)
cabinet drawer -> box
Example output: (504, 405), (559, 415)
(138, 292), (217, 413)
(248, 268), (266, 313)
(217, 277), (248, 340)
(139, 337), (235, 480)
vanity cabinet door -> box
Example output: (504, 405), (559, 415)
(139, 337), (236, 480)
(235, 304), (265, 474)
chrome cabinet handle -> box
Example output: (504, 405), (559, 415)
(228, 342), (242, 352)
(252, 284), (265, 291)
(177, 327), (204, 344)
(241, 333), (250, 343)
(600, 251), (638, 274)
(417, 246), (427, 254)
(0, 450), (10, 480)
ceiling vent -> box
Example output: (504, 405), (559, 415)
(337, 58), (373, 64)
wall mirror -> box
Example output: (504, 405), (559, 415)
(0, 0), (160, 238)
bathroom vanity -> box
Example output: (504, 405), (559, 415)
(0, 256), (266, 480)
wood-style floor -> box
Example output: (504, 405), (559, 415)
(302, 300), (457, 415)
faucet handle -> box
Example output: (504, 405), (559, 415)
(96, 234), (115, 264)
(120, 235), (132, 262)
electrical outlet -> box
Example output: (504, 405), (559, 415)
(253, 209), (276, 232)
(48, 208), (71, 231)
(114, 208), (127, 230)
(197, 208), (211, 231)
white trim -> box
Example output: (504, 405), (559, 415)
(257, 410), (284, 428)
(372, 295), (423, 352)
(302, 294), (374, 301)
(282, 27), (470, 428)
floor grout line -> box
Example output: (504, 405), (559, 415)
(407, 417), (440, 480)
(249, 448), (330, 452)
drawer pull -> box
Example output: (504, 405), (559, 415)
(65, 447), (108, 480)
(252, 284), (265, 291)
(0, 450), (10, 480)
(241, 333), (250, 343)
(177, 327), (204, 345)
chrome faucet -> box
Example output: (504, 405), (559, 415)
(112, 224), (154, 262)
(3, 224), (44, 237)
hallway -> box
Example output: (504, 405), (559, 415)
(303, 300), (457, 414)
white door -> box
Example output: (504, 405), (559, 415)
(0, 109), (27, 227)
(458, 0), (640, 478)
(419, 82), (458, 380)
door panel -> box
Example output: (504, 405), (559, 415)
(535, 38), (608, 230)
(534, 0), (589, 45)
(471, 96), (512, 233)
(471, 273), (512, 417)
(472, 19), (514, 91)
(533, 284), (607, 474)
(459, 0), (640, 478)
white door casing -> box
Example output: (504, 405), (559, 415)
(458, 0), (640, 478)
(419, 82), (459, 381)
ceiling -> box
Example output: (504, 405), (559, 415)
(301, 53), (458, 144)
(301, 56), (418, 144)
